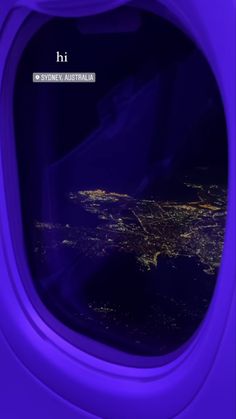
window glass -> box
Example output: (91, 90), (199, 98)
(14, 8), (227, 356)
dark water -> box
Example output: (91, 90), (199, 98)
(38, 251), (215, 356)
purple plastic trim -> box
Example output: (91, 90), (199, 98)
(0, 1), (235, 418)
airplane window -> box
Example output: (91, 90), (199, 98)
(14, 8), (227, 356)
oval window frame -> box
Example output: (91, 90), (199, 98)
(0, 0), (235, 418)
